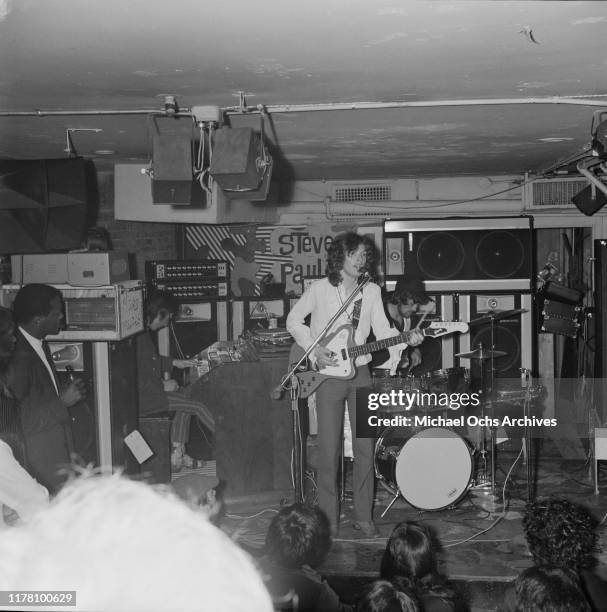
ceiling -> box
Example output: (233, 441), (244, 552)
(1, 0), (606, 182)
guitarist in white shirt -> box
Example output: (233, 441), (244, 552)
(286, 232), (424, 538)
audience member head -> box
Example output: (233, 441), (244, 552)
(523, 498), (597, 572)
(0, 306), (16, 371)
(0, 472), (273, 612)
(144, 290), (178, 330)
(326, 232), (378, 286)
(513, 565), (591, 612)
(356, 580), (420, 612)
(265, 503), (331, 570)
(12, 283), (64, 338)
(380, 521), (437, 584)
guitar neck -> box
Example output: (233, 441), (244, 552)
(347, 330), (418, 359)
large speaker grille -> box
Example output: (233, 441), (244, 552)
(417, 232), (465, 280)
(475, 231), (525, 279)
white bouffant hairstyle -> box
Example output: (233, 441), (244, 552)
(0, 473), (273, 612)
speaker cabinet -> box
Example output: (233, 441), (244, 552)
(457, 293), (534, 381)
(384, 217), (534, 291)
(0, 158), (88, 254)
(170, 302), (228, 359)
(151, 117), (193, 205)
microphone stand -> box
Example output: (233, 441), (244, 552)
(275, 273), (371, 503)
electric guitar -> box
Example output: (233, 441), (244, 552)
(290, 321), (468, 398)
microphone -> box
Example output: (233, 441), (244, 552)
(270, 385), (285, 400)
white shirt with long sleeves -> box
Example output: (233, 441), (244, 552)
(286, 278), (403, 372)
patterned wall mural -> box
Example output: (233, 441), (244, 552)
(183, 224), (382, 297)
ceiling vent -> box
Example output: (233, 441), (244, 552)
(332, 183), (392, 202)
(523, 177), (588, 210)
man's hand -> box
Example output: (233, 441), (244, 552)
(60, 379), (86, 408)
(313, 345), (338, 369)
(407, 329), (425, 347)
(163, 378), (179, 392)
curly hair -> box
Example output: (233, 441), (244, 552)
(264, 503), (331, 569)
(513, 565), (591, 612)
(326, 232), (378, 287)
(523, 498), (597, 571)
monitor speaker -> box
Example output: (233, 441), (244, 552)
(571, 184), (607, 216)
(151, 117), (193, 205)
(0, 158), (88, 254)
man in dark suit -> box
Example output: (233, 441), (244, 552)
(7, 284), (86, 492)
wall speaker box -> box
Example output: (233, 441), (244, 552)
(0, 158), (87, 254)
(151, 117), (193, 205)
(571, 184), (607, 216)
(114, 163), (279, 224)
(210, 128), (259, 190)
(384, 217), (534, 291)
(209, 128), (273, 201)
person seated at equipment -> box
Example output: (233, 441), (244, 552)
(504, 565), (591, 612)
(372, 276), (433, 374)
(260, 503), (353, 612)
(356, 580), (420, 612)
(0, 472), (273, 611)
(519, 497), (607, 610)
(136, 290), (215, 471)
(380, 521), (465, 612)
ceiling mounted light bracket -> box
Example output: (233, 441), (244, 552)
(64, 128), (102, 156)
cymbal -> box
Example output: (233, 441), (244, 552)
(455, 346), (508, 360)
(468, 308), (528, 327)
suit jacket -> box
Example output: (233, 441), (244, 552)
(6, 330), (72, 492)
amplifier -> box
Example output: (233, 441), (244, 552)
(0, 281), (145, 341)
(152, 280), (229, 301)
(67, 251), (130, 286)
(146, 259), (229, 281)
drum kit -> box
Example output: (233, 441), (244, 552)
(373, 308), (543, 515)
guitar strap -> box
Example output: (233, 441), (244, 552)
(351, 298), (362, 331)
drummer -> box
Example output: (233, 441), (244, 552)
(371, 276), (434, 373)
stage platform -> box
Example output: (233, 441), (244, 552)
(220, 438), (607, 611)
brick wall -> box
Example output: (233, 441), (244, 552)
(95, 169), (178, 279)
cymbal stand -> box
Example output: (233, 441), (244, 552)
(520, 367), (534, 502)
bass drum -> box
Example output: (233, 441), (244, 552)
(374, 426), (472, 510)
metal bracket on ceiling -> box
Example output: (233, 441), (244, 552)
(64, 128), (102, 156)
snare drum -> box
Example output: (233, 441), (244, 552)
(374, 426), (472, 510)
(424, 367), (470, 395)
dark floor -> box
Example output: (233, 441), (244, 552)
(221, 437), (607, 611)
